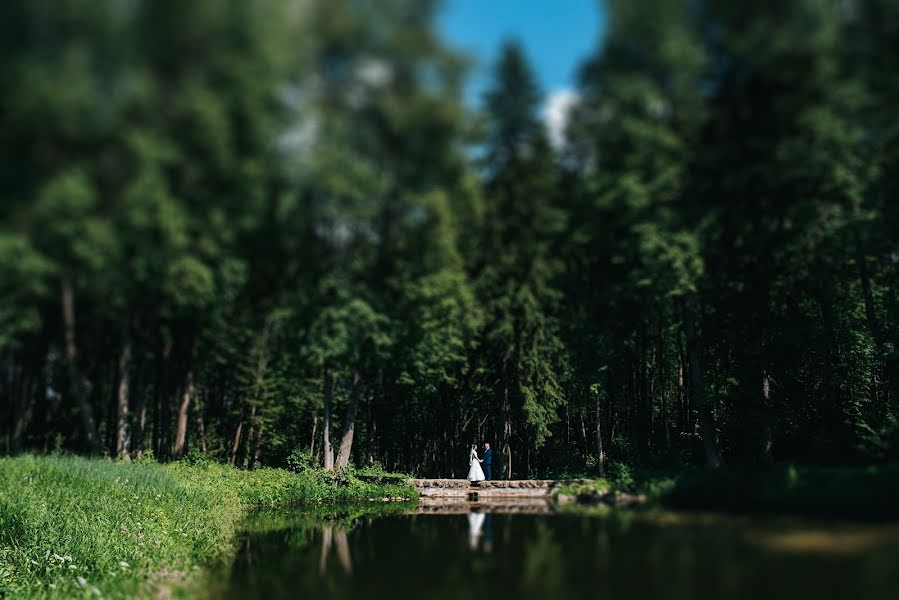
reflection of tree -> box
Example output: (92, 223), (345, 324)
(319, 523), (353, 574)
(520, 522), (567, 596)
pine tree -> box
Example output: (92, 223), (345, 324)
(478, 41), (568, 478)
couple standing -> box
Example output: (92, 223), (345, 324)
(467, 442), (492, 482)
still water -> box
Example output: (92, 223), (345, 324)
(215, 502), (899, 600)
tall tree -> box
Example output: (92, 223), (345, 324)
(478, 42), (568, 478)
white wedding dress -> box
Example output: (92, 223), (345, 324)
(468, 511), (485, 549)
(467, 449), (486, 482)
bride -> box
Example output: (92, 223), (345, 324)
(467, 444), (486, 482)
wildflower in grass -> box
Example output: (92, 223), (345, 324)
(119, 561), (129, 569)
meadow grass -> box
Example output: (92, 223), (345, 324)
(0, 455), (415, 598)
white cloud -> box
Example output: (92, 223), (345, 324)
(356, 59), (393, 88)
(542, 89), (580, 150)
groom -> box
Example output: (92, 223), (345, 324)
(482, 442), (492, 480)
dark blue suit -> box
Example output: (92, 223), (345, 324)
(483, 448), (492, 480)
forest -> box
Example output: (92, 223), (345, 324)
(2, 0), (898, 479)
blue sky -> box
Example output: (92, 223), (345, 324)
(437, 0), (607, 107)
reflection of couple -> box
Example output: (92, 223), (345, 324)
(467, 511), (493, 552)
(467, 442), (492, 482)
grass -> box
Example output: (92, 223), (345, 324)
(658, 463), (899, 520)
(556, 463), (899, 520)
(0, 455), (415, 598)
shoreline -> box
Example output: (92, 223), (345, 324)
(3, 456), (898, 597)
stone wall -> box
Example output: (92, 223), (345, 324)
(409, 479), (580, 499)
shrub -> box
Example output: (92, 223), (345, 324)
(285, 448), (314, 474)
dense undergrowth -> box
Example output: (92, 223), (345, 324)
(658, 464), (899, 520)
(0, 455), (415, 598)
(558, 463), (899, 520)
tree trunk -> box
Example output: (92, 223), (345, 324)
(579, 411), (588, 461)
(636, 325), (650, 464)
(132, 360), (147, 460)
(609, 397), (617, 454)
(104, 357), (116, 456)
(323, 368), (335, 469)
(683, 297), (721, 469)
(2, 354), (10, 453)
(759, 368), (774, 465)
(152, 352), (161, 457)
(595, 386), (606, 477)
(61, 278), (100, 453)
(196, 405), (208, 454)
(115, 340), (131, 460)
(248, 416), (262, 470)
(817, 294), (840, 443)
(677, 333), (688, 435)
(309, 411), (318, 458)
(500, 379), (512, 479)
(335, 372), (361, 469)
(173, 368), (194, 459)
(3, 356), (11, 454)
(853, 229), (883, 349)
(229, 403), (244, 466)
(659, 318), (670, 449)
(154, 338), (173, 459)
(11, 360), (35, 453)
(239, 403), (258, 468)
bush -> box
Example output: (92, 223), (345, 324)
(285, 448), (314, 474)
(181, 448), (216, 467)
(856, 413), (899, 461)
(606, 460), (635, 489)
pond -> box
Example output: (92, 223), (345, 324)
(212, 501), (899, 600)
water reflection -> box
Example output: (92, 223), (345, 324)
(219, 504), (899, 600)
(320, 523), (353, 574)
(467, 510), (484, 550)
(467, 511), (494, 553)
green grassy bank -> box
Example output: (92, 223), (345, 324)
(559, 463), (899, 520)
(0, 455), (415, 598)
(658, 464), (899, 520)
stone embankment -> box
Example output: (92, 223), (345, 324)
(409, 479), (645, 507)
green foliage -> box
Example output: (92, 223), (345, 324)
(856, 413), (899, 461)
(0, 234), (54, 350)
(286, 448), (314, 474)
(658, 464), (899, 520)
(1, 0), (899, 482)
(306, 299), (392, 371)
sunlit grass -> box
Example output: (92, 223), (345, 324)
(0, 455), (416, 598)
